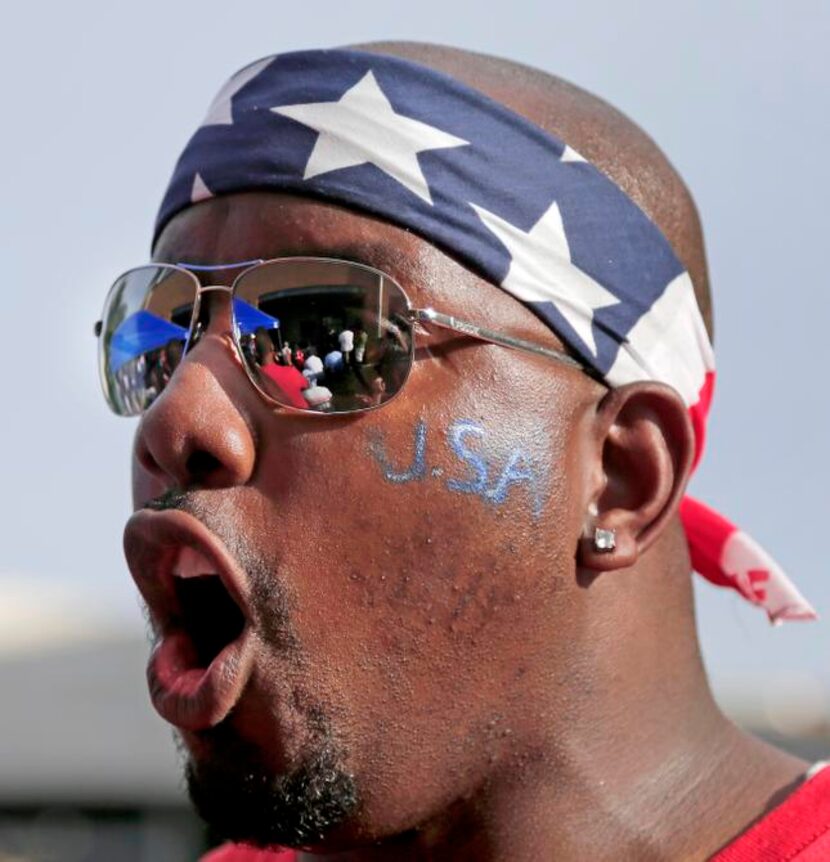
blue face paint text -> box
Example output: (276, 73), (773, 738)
(367, 419), (546, 519)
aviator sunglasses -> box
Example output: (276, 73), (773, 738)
(95, 256), (588, 417)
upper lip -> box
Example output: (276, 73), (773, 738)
(123, 506), (253, 634)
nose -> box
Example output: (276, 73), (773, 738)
(133, 289), (257, 501)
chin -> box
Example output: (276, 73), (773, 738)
(182, 720), (359, 849)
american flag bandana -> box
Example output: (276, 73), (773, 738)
(155, 48), (815, 623)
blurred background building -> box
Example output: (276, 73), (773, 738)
(0, 578), (205, 860)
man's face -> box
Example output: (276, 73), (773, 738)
(125, 191), (601, 849)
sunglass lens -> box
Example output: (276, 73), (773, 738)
(98, 265), (197, 416)
(234, 259), (413, 413)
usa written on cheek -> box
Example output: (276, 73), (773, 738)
(367, 419), (547, 518)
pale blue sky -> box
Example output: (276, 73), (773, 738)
(2, 0), (828, 700)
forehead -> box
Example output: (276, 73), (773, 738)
(153, 190), (569, 353)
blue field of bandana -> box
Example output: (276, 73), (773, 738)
(156, 49), (685, 378)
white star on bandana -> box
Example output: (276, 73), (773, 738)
(472, 200), (618, 357)
(201, 57), (274, 126)
(272, 70), (468, 204)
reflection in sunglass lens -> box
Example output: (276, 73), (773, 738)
(98, 265), (197, 416)
(234, 259), (413, 413)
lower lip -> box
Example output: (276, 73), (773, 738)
(147, 626), (254, 731)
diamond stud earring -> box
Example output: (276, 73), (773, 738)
(593, 527), (616, 552)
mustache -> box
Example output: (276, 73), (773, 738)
(143, 487), (192, 512)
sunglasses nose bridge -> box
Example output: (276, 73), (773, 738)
(186, 285), (238, 352)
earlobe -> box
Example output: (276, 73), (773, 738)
(577, 382), (695, 573)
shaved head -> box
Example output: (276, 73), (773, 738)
(353, 40), (713, 338)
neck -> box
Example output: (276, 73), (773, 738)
(301, 686), (799, 861)
(300, 531), (806, 861)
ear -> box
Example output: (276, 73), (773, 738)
(577, 382), (695, 572)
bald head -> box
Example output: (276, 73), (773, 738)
(352, 41), (713, 339)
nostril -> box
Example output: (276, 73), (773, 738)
(185, 450), (223, 481)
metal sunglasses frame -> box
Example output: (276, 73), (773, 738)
(95, 255), (593, 416)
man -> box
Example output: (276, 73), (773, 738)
(323, 346), (345, 376)
(338, 325), (355, 367)
(353, 327), (368, 366)
(98, 43), (826, 860)
(302, 347), (324, 384)
(253, 328), (310, 410)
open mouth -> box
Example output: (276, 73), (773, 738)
(172, 548), (247, 668)
(124, 509), (256, 731)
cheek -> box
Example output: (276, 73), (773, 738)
(246, 351), (588, 793)
(252, 349), (579, 618)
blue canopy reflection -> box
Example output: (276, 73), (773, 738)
(110, 311), (187, 373)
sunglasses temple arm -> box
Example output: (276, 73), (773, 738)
(409, 308), (585, 371)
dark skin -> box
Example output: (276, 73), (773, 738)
(130, 44), (805, 861)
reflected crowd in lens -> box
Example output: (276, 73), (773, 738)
(244, 316), (411, 412)
(101, 262), (415, 416)
(110, 337), (185, 416)
(107, 304), (412, 415)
